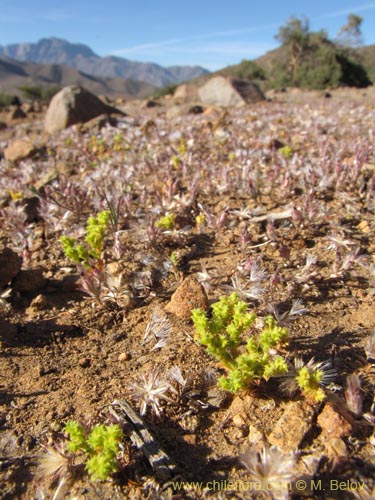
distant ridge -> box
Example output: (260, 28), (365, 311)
(0, 37), (210, 88)
(0, 56), (157, 99)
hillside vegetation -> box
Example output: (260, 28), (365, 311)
(219, 15), (373, 91)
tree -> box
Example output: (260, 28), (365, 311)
(336, 14), (363, 47)
(275, 17), (311, 81)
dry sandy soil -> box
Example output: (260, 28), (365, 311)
(1, 87), (375, 499)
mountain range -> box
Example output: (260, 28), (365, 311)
(0, 37), (209, 88)
(0, 56), (158, 100)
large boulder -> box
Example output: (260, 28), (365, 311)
(44, 85), (123, 133)
(198, 76), (265, 107)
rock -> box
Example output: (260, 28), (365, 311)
(166, 103), (203, 119)
(268, 400), (315, 452)
(181, 434), (197, 445)
(188, 105), (204, 114)
(6, 106), (26, 120)
(248, 424), (265, 445)
(12, 269), (47, 293)
(3, 139), (37, 162)
(198, 76), (265, 108)
(317, 401), (355, 438)
(179, 414), (200, 432)
(144, 100), (161, 108)
(0, 247), (22, 288)
(0, 121), (7, 131)
(27, 294), (49, 313)
(174, 84), (191, 100)
(44, 85), (123, 134)
(79, 113), (120, 132)
(23, 196), (40, 222)
(206, 387), (231, 409)
(78, 358), (91, 368)
(232, 414), (249, 437)
(165, 105), (188, 119)
(118, 352), (130, 362)
(165, 276), (209, 320)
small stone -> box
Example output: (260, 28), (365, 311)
(206, 387), (231, 408)
(165, 276), (209, 320)
(4, 139), (37, 162)
(23, 196), (40, 222)
(317, 401), (355, 438)
(27, 294), (48, 312)
(188, 105), (204, 114)
(78, 358), (91, 368)
(0, 247), (22, 288)
(179, 415), (200, 432)
(268, 400), (315, 452)
(118, 352), (130, 362)
(229, 394), (256, 417)
(181, 434), (197, 445)
(232, 415), (249, 437)
(248, 424), (265, 445)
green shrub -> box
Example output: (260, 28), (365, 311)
(60, 210), (110, 266)
(65, 421), (123, 481)
(192, 293), (289, 392)
(231, 60), (266, 81)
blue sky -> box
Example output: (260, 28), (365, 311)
(0, 1), (375, 70)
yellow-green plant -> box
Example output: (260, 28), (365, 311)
(192, 293), (289, 392)
(155, 213), (175, 231)
(296, 365), (326, 402)
(279, 145), (293, 159)
(60, 210), (110, 267)
(64, 421), (123, 481)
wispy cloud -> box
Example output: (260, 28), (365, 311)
(111, 23), (278, 57)
(316, 2), (375, 19)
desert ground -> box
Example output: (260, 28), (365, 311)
(1, 86), (375, 499)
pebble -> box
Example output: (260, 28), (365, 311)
(118, 352), (130, 362)
(78, 358), (91, 368)
(165, 276), (209, 320)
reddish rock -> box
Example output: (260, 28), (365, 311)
(0, 247), (22, 288)
(317, 401), (355, 438)
(165, 276), (209, 320)
(268, 400), (315, 452)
